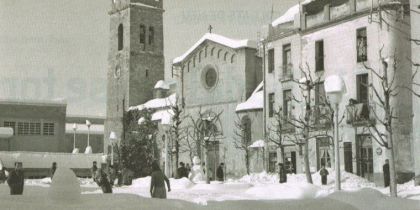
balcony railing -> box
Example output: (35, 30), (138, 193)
(280, 64), (293, 82)
(346, 102), (375, 126)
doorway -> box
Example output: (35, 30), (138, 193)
(316, 137), (331, 170)
(356, 135), (374, 181)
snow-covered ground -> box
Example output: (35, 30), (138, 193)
(24, 169), (420, 205)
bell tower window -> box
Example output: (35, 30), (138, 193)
(149, 26), (154, 45)
(140, 24), (146, 44)
(118, 24), (123, 51)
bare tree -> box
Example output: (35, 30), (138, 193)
(267, 107), (292, 167)
(278, 64), (340, 184)
(233, 115), (253, 175)
(188, 108), (224, 183)
(360, 45), (420, 197)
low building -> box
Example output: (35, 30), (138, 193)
(0, 99), (67, 152)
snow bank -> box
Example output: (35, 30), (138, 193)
(245, 183), (321, 200)
(131, 176), (194, 190)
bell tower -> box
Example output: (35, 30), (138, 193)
(105, 0), (165, 152)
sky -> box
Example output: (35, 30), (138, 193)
(0, 0), (298, 116)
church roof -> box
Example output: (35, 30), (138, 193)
(129, 93), (176, 111)
(173, 33), (257, 64)
(236, 81), (264, 112)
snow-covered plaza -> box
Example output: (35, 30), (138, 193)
(2, 169), (419, 210)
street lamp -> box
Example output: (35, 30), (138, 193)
(72, 123), (79, 154)
(324, 75), (346, 191)
(109, 131), (117, 166)
(85, 120), (92, 154)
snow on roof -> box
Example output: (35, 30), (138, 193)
(236, 82), (264, 112)
(248, 140), (265, 148)
(151, 109), (174, 125)
(154, 80), (170, 90)
(65, 123), (104, 135)
(0, 98), (67, 107)
(129, 93), (177, 111)
(173, 33), (257, 64)
(130, 2), (160, 9)
(271, 0), (313, 27)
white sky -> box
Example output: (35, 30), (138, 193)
(0, 0), (298, 116)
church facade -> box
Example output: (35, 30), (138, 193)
(172, 33), (263, 177)
(104, 0), (165, 153)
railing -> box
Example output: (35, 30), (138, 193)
(346, 102), (375, 126)
(280, 64), (294, 82)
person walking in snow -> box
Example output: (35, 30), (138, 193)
(150, 161), (171, 199)
(95, 163), (112, 193)
(91, 161), (98, 181)
(7, 162), (24, 195)
(278, 163), (287, 183)
(383, 159), (390, 187)
(186, 163), (191, 174)
(50, 162), (57, 179)
(216, 163), (225, 181)
(319, 165), (329, 185)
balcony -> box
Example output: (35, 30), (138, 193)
(346, 102), (375, 126)
(280, 64), (294, 82)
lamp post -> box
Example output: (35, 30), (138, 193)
(324, 75), (346, 191)
(85, 120), (92, 154)
(72, 123), (78, 154)
(109, 131), (117, 166)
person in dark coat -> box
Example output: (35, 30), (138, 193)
(383, 159), (390, 187)
(7, 162), (24, 195)
(107, 164), (116, 186)
(50, 162), (57, 178)
(150, 161), (171, 199)
(216, 163), (225, 181)
(176, 162), (188, 179)
(0, 164), (7, 184)
(320, 165), (329, 185)
(278, 163), (287, 183)
(95, 163), (112, 193)
(91, 161), (98, 181)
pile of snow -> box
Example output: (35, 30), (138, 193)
(173, 33), (257, 64)
(248, 140), (265, 148)
(272, 0), (314, 27)
(129, 93), (176, 111)
(154, 80), (170, 90)
(131, 176), (194, 191)
(151, 109), (174, 125)
(236, 82), (264, 112)
(245, 183), (321, 200)
(236, 171), (278, 184)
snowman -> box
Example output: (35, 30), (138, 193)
(188, 156), (206, 183)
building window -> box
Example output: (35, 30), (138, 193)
(315, 82), (326, 106)
(283, 90), (292, 120)
(148, 26), (154, 45)
(193, 56), (196, 67)
(315, 40), (324, 71)
(16, 122), (40, 135)
(199, 51), (202, 62)
(357, 28), (367, 62)
(146, 69), (149, 77)
(205, 46), (208, 57)
(268, 93), (275, 118)
(140, 24), (146, 45)
(268, 49), (274, 73)
(282, 44), (291, 77)
(268, 152), (277, 173)
(187, 61), (191, 72)
(118, 24), (123, 51)
(43, 123), (55, 136)
(241, 116), (252, 145)
(4, 121), (16, 135)
(356, 74), (369, 103)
